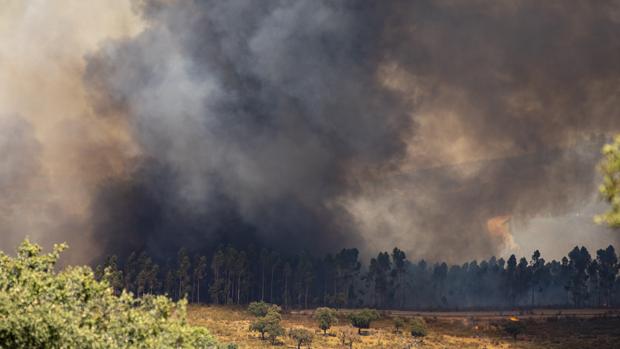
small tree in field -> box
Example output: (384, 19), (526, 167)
(393, 316), (407, 333)
(249, 305), (284, 343)
(597, 135), (620, 228)
(288, 328), (313, 349)
(314, 307), (338, 335)
(348, 308), (380, 334)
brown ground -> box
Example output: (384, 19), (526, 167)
(187, 305), (620, 349)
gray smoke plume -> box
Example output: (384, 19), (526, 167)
(3, 0), (620, 262)
(82, 0), (620, 261)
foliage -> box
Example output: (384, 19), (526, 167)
(393, 316), (407, 333)
(597, 135), (620, 228)
(338, 329), (361, 349)
(502, 319), (526, 340)
(409, 317), (428, 337)
(314, 307), (338, 335)
(348, 308), (380, 334)
(288, 328), (313, 349)
(247, 301), (272, 317)
(0, 239), (218, 349)
(249, 305), (283, 343)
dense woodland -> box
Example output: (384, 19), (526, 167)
(95, 244), (620, 310)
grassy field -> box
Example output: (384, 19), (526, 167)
(187, 306), (620, 348)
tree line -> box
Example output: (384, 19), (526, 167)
(95, 244), (620, 310)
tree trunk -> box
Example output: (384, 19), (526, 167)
(261, 266), (265, 301)
(304, 285), (309, 309)
(270, 266), (275, 303)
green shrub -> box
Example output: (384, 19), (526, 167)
(409, 317), (428, 337)
(313, 307), (338, 335)
(347, 308), (380, 334)
(288, 328), (313, 349)
(393, 316), (407, 333)
(0, 239), (219, 348)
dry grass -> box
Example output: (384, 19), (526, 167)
(187, 305), (620, 349)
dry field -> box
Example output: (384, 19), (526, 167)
(187, 305), (620, 349)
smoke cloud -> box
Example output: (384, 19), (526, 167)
(2, 0), (620, 263)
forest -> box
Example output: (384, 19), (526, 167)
(95, 244), (620, 310)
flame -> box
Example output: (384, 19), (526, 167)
(487, 215), (519, 252)
(509, 316), (519, 322)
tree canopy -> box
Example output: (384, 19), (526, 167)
(597, 135), (620, 227)
(0, 239), (218, 349)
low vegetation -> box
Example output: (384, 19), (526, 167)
(409, 317), (428, 337)
(0, 240), (219, 348)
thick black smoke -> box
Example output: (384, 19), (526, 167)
(85, 0), (620, 260)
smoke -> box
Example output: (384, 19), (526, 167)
(0, 1), (143, 263)
(2, 0), (620, 262)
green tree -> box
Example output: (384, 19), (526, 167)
(177, 248), (191, 300)
(288, 328), (313, 349)
(249, 306), (283, 343)
(0, 239), (218, 348)
(597, 135), (620, 227)
(193, 255), (208, 303)
(348, 308), (380, 334)
(248, 301), (279, 318)
(98, 255), (123, 295)
(597, 246), (618, 307)
(314, 307), (338, 335)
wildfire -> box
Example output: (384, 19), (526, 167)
(486, 215), (519, 252)
(509, 316), (520, 322)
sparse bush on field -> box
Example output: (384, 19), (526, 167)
(393, 316), (407, 333)
(249, 305), (284, 343)
(288, 328), (313, 349)
(0, 239), (219, 349)
(409, 317), (428, 337)
(348, 308), (380, 334)
(314, 307), (338, 335)
(339, 329), (361, 349)
(503, 319), (526, 340)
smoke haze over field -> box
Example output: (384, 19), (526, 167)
(2, 0), (620, 263)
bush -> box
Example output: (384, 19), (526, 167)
(314, 307), (338, 335)
(0, 239), (218, 348)
(338, 329), (361, 349)
(409, 317), (428, 337)
(347, 308), (380, 334)
(288, 328), (313, 349)
(393, 316), (407, 333)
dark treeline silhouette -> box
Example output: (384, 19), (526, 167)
(95, 245), (620, 310)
